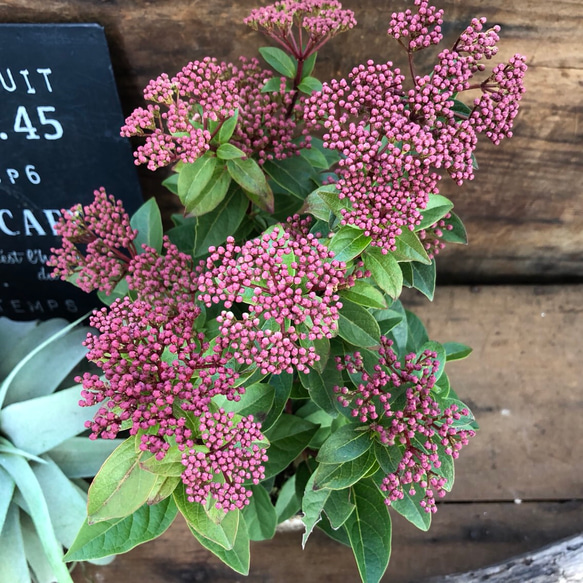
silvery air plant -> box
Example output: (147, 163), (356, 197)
(48, 1), (526, 581)
(0, 317), (119, 583)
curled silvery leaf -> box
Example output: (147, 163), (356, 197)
(0, 317), (122, 583)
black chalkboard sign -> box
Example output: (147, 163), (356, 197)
(0, 24), (143, 321)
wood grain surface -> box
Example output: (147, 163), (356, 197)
(1, 0), (580, 280)
(69, 285), (583, 582)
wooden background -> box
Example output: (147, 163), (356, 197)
(0, 0), (581, 580)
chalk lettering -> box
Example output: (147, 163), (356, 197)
(0, 249), (24, 264)
(0, 208), (61, 236)
(0, 210), (20, 235)
(0, 68), (54, 94)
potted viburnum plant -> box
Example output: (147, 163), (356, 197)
(47, 1), (526, 581)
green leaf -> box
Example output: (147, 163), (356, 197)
(440, 212), (468, 244)
(363, 247), (403, 299)
(261, 76), (284, 93)
(263, 155), (318, 200)
(300, 52), (317, 78)
(187, 513), (250, 576)
(147, 475), (181, 505)
(390, 486), (432, 532)
(191, 184), (248, 256)
(418, 340), (447, 381)
(130, 197), (163, 253)
(274, 474), (300, 524)
(139, 446), (184, 477)
(173, 483), (239, 550)
(0, 504), (30, 583)
(411, 260), (436, 300)
(47, 437), (124, 478)
(317, 424), (372, 464)
(241, 484), (277, 541)
(324, 488), (355, 530)
(313, 448), (377, 491)
(299, 145), (330, 171)
(340, 281), (387, 310)
(301, 472), (329, 547)
(345, 479), (392, 583)
(328, 226), (371, 263)
(218, 109), (239, 144)
(417, 194), (454, 230)
(0, 453), (73, 582)
(64, 497), (177, 561)
(97, 276), (129, 306)
(443, 342), (473, 361)
(177, 153), (218, 212)
(259, 46), (297, 78)
(186, 165), (231, 216)
(262, 372), (293, 432)
(227, 158), (274, 213)
(216, 143), (246, 160)
(298, 76), (323, 94)
(451, 98), (473, 116)
(300, 191), (333, 224)
(161, 172), (179, 195)
(393, 229), (431, 264)
(405, 309), (429, 352)
(338, 300), (381, 348)
(87, 437), (157, 524)
(212, 382), (274, 425)
(262, 415), (318, 479)
(0, 385), (100, 456)
(317, 513), (351, 547)
(298, 357), (342, 418)
(373, 442), (404, 475)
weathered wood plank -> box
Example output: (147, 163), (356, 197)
(427, 533), (583, 583)
(405, 285), (583, 501)
(72, 502), (583, 583)
(1, 0), (580, 279)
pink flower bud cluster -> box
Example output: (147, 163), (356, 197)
(48, 187), (137, 294)
(470, 55), (528, 145)
(418, 212), (453, 259)
(245, 0), (356, 58)
(229, 57), (308, 164)
(305, 6), (526, 245)
(387, 0), (444, 51)
(181, 409), (268, 511)
(78, 297), (242, 459)
(197, 217), (352, 374)
(304, 60), (441, 252)
(121, 55), (306, 170)
(127, 236), (197, 308)
(335, 337), (475, 513)
(121, 57), (235, 170)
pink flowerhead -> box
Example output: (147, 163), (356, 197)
(47, 187), (137, 294)
(197, 217), (353, 374)
(181, 409), (268, 511)
(335, 337), (475, 513)
(245, 0), (356, 58)
(470, 54), (527, 144)
(127, 236), (197, 308)
(387, 0), (444, 51)
(79, 297), (243, 459)
(304, 60), (441, 252)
